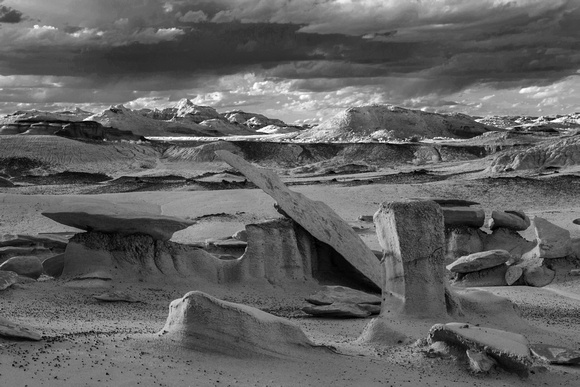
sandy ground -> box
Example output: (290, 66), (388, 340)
(2, 161), (580, 385)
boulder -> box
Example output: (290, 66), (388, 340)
(483, 228), (537, 259)
(530, 344), (580, 365)
(216, 150), (382, 289)
(523, 263), (555, 287)
(305, 286), (381, 306)
(158, 291), (316, 356)
(505, 266), (524, 285)
(0, 270), (18, 290)
(0, 256), (43, 279)
(42, 254), (65, 277)
(573, 219), (580, 226)
(442, 207), (485, 228)
(452, 264), (509, 287)
(489, 210), (530, 231)
(0, 317), (42, 341)
(446, 250), (511, 274)
(302, 302), (371, 318)
(533, 217), (573, 258)
(42, 202), (195, 241)
(429, 322), (531, 376)
(445, 226), (485, 263)
(374, 200), (447, 318)
(0, 246), (52, 264)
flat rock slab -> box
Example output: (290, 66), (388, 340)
(0, 233), (69, 249)
(42, 202), (195, 241)
(0, 270), (18, 290)
(216, 150), (382, 289)
(302, 302), (371, 318)
(305, 286), (381, 306)
(442, 207), (485, 228)
(0, 317), (42, 341)
(446, 250), (511, 274)
(93, 291), (141, 303)
(530, 344), (580, 365)
(429, 322), (531, 376)
(159, 291), (316, 356)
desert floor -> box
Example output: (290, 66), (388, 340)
(2, 155), (580, 386)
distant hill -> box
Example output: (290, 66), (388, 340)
(290, 105), (498, 142)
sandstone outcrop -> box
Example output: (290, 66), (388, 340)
(158, 291), (316, 356)
(216, 150), (382, 289)
(429, 322), (531, 376)
(42, 202), (194, 241)
(489, 135), (580, 172)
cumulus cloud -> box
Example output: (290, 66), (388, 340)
(0, 3), (24, 23)
(177, 10), (208, 23)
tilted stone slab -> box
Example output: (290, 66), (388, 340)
(446, 250), (511, 274)
(158, 291), (316, 356)
(530, 343), (580, 365)
(306, 286), (381, 306)
(442, 207), (485, 228)
(0, 317), (42, 341)
(429, 322), (531, 376)
(216, 150), (382, 289)
(302, 302), (371, 318)
(533, 216), (573, 258)
(374, 200), (447, 317)
(42, 202), (195, 241)
(489, 210), (530, 231)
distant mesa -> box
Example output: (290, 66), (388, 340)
(291, 104), (498, 142)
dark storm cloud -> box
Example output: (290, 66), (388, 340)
(0, 3), (24, 23)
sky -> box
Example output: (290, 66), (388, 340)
(0, 0), (579, 124)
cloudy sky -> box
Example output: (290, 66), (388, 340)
(1, 0), (579, 123)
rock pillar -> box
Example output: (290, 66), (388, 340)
(374, 200), (446, 318)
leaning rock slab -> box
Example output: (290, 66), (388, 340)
(446, 250), (511, 274)
(533, 217), (572, 258)
(42, 202), (194, 241)
(158, 291), (316, 356)
(442, 207), (485, 228)
(305, 286), (381, 306)
(0, 317), (42, 341)
(0, 270), (18, 290)
(0, 256), (43, 279)
(429, 322), (531, 376)
(375, 200), (446, 318)
(530, 344), (580, 365)
(302, 302), (371, 318)
(216, 150), (382, 288)
(489, 210), (531, 231)
(42, 254), (64, 277)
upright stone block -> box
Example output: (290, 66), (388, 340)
(374, 200), (446, 318)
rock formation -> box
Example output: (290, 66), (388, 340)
(158, 291), (316, 356)
(302, 286), (381, 318)
(489, 135), (580, 172)
(0, 270), (18, 290)
(488, 210), (530, 231)
(429, 322), (531, 376)
(292, 105), (496, 142)
(216, 150), (382, 289)
(441, 207), (485, 228)
(0, 317), (42, 341)
(42, 202), (194, 242)
(374, 200), (447, 317)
